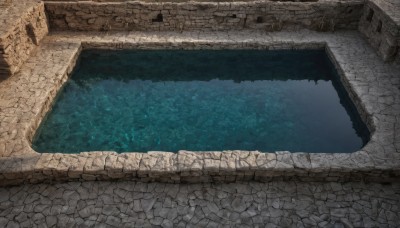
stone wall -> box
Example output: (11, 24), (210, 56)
(359, 0), (400, 62)
(44, 0), (363, 32)
(1, 150), (399, 187)
(0, 0), (13, 7)
(0, 1), (49, 79)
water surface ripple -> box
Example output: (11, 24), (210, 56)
(32, 50), (369, 153)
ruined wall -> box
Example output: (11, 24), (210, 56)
(359, 0), (400, 62)
(0, 1), (49, 79)
(45, 0), (363, 32)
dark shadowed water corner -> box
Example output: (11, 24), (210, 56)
(32, 49), (370, 153)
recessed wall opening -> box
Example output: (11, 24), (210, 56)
(256, 16), (264, 23)
(152, 13), (163, 23)
(25, 23), (38, 45)
(376, 20), (382, 33)
(366, 8), (374, 22)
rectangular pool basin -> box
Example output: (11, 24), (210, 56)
(32, 49), (370, 153)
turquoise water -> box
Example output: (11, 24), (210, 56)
(32, 50), (369, 153)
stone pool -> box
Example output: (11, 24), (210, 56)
(0, 30), (399, 185)
(32, 49), (369, 153)
(0, 0), (399, 186)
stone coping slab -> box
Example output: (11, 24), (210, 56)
(0, 30), (399, 186)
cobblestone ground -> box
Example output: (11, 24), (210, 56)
(0, 181), (399, 227)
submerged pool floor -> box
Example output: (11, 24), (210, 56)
(32, 50), (369, 153)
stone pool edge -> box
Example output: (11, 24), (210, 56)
(0, 30), (399, 186)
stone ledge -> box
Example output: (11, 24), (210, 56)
(0, 30), (399, 186)
(1, 150), (400, 187)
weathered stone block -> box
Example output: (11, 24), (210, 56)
(359, 0), (400, 62)
(0, 1), (48, 79)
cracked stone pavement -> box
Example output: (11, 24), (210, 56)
(0, 181), (399, 227)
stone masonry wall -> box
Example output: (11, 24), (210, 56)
(0, 1), (49, 79)
(0, 0), (12, 7)
(359, 0), (400, 62)
(1, 150), (399, 187)
(44, 0), (363, 32)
